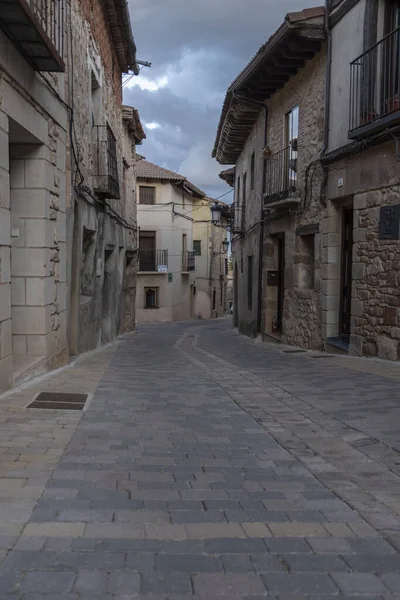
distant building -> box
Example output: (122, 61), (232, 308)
(136, 160), (205, 323)
(192, 198), (230, 319)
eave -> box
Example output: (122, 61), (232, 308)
(213, 8), (325, 165)
(103, 0), (139, 74)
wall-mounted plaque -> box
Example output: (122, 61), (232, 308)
(379, 205), (400, 240)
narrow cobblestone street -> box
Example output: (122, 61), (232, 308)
(2, 319), (400, 598)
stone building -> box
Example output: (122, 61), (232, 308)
(192, 199), (230, 319)
(0, 0), (144, 391)
(67, 0), (144, 356)
(136, 160), (204, 324)
(0, 0), (69, 390)
(322, 0), (400, 360)
(214, 8), (326, 346)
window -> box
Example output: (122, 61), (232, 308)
(139, 186), (156, 205)
(247, 256), (253, 310)
(145, 287), (159, 308)
(242, 172), (247, 231)
(212, 290), (216, 311)
(220, 277), (224, 306)
(250, 151), (255, 190)
(224, 258), (228, 275)
(193, 240), (201, 256)
(285, 106), (299, 188)
(236, 176), (241, 230)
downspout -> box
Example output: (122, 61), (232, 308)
(321, 0), (332, 206)
(257, 105), (268, 335)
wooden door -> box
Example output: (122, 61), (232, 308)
(340, 208), (353, 339)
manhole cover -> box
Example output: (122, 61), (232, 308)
(27, 392), (88, 411)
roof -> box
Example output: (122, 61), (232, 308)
(122, 105), (146, 144)
(136, 160), (206, 199)
(103, 0), (139, 74)
(219, 167), (235, 188)
(213, 7), (325, 164)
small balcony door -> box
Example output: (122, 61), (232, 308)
(339, 209), (353, 340)
(382, 0), (400, 111)
(139, 232), (156, 271)
(284, 106), (299, 190)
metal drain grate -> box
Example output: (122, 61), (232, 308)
(28, 392), (88, 411)
(308, 354), (334, 359)
(282, 349), (307, 354)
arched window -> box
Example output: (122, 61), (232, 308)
(145, 287), (158, 308)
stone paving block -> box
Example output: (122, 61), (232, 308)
(107, 571), (141, 594)
(331, 572), (388, 594)
(125, 552), (156, 571)
(114, 510), (170, 523)
(192, 573), (267, 595)
(145, 524), (187, 540)
(23, 522), (85, 537)
(140, 572), (192, 594)
(268, 522), (327, 537)
(204, 538), (268, 554)
(262, 572), (339, 595)
(22, 571), (76, 594)
(242, 523), (272, 537)
(155, 553), (222, 573)
(280, 552), (348, 572)
(85, 523), (145, 539)
(74, 570), (107, 593)
(170, 510), (226, 523)
(307, 537), (354, 553)
(343, 553), (400, 572)
(221, 553), (254, 573)
(186, 523), (245, 539)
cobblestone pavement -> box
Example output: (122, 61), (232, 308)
(1, 320), (400, 598)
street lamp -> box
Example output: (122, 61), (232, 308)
(222, 239), (229, 253)
(210, 200), (222, 225)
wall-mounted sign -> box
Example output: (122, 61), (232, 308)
(168, 273), (173, 282)
(267, 270), (279, 285)
(379, 204), (400, 240)
(157, 265), (168, 273)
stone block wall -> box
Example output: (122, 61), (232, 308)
(261, 49), (326, 349)
(351, 186), (400, 361)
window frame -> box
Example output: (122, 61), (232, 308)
(144, 286), (159, 309)
(139, 185), (156, 205)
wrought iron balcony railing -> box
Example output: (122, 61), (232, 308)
(93, 124), (120, 200)
(0, 0), (65, 71)
(139, 249), (168, 272)
(264, 146), (298, 205)
(349, 26), (400, 138)
(182, 251), (195, 272)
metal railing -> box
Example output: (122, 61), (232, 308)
(139, 249), (168, 272)
(349, 26), (400, 133)
(264, 146), (297, 204)
(182, 251), (195, 272)
(31, 0), (65, 60)
(93, 125), (120, 200)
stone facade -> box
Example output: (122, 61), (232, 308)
(0, 0), (143, 391)
(67, 0), (143, 356)
(0, 17), (69, 391)
(263, 48), (326, 350)
(192, 199), (229, 320)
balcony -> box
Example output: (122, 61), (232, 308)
(93, 124), (120, 200)
(349, 26), (400, 139)
(263, 146), (300, 210)
(0, 0), (65, 71)
(138, 249), (168, 273)
(182, 251), (195, 272)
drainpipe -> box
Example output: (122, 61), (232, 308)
(256, 105), (268, 336)
(321, 0), (332, 206)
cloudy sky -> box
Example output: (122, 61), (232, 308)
(125, 0), (319, 200)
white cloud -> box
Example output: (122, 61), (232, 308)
(126, 75), (168, 92)
(145, 122), (161, 130)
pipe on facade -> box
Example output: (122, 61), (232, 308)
(256, 105), (268, 335)
(322, 0), (332, 154)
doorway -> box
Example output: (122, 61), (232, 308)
(339, 208), (353, 341)
(276, 234), (285, 333)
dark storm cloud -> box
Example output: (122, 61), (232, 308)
(125, 0), (321, 198)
